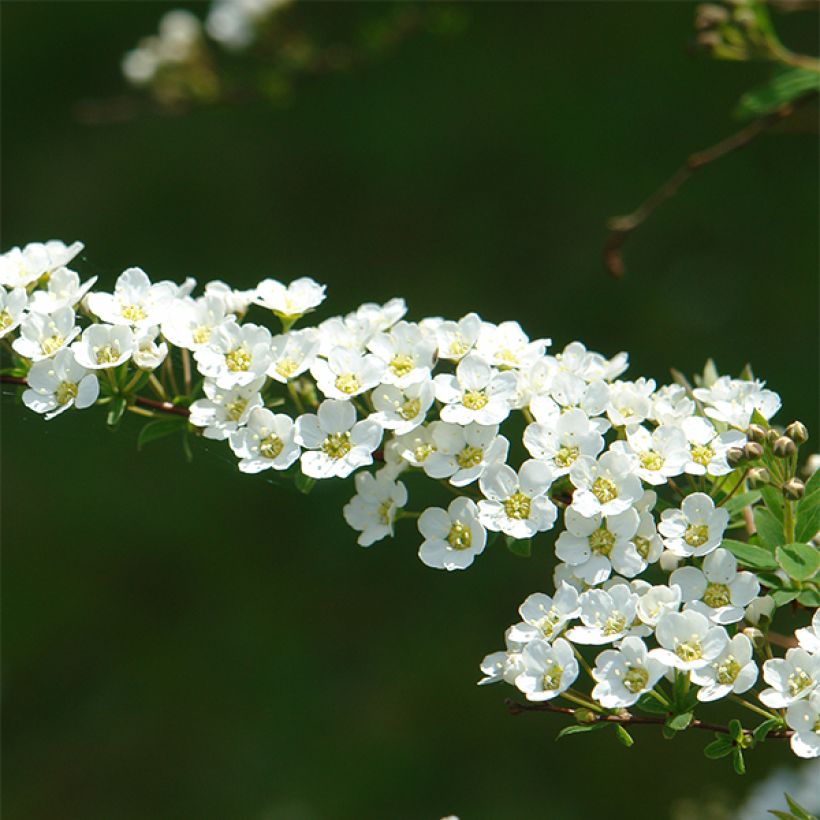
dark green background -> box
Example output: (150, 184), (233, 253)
(2, 3), (818, 819)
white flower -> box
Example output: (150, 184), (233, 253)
(514, 638), (578, 701)
(605, 378), (655, 427)
(568, 451), (642, 519)
(295, 399), (382, 479)
(85, 267), (174, 328)
(691, 634), (758, 702)
(0, 240), (83, 288)
(0, 286), (27, 338)
(392, 423), (441, 468)
(591, 637), (666, 708)
(132, 326), (169, 371)
(12, 306), (80, 361)
(253, 276), (326, 321)
(745, 595), (776, 626)
(71, 324), (134, 369)
(204, 280), (257, 316)
(478, 628), (527, 686)
(161, 294), (228, 350)
(786, 693), (820, 759)
(670, 548), (759, 624)
(693, 375), (781, 429)
(266, 328), (320, 383)
(417, 496), (486, 571)
(614, 490), (664, 577)
(311, 348), (385, 399)
(507, 583), (581, 643)
(21, 349), (99, 420)
(760, 648), (820, 708)
(617, 424), (688, 485)
(228, 407), (300, 473)
(434, 312), (482, 361)
(193, 319), (273, 388)
(658, 492), (729, 557)
(680, 416), (746, 476)
(635, 584), (681, 627)
(434, 354), (516, 426)
(370, 382), (436, 435)
(343, 470), (408, 546)
(423, 422), (508, 487)
(367, 321), (436, 387)
(189, 377), (264, 440)
(523, 408), (605, 477)
(27, 267), (97, 314)
(797, 611), (820, 654)
(566, 586), (639, 645)
(555, 506), (640, 584)
(475, 320), (549, 370)
(650, 610), (729, 671)
(650, 384), (695, 425)
(478, 460), (557, 539)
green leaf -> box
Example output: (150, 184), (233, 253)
(661, 725), (677, 740)
(760, 485), (784, 523)
(796, 491), (820, 543)
(666, 712), (693, 732)
(776, 543), (820, 582)
(752, 718), (783, 746)
(729, 719), (743, 743)
(555, 722), (608, 740)
(784, 793), (817, 820)
(721, 539), (778, 571)
(735, 67), (820, 121)
(803, 470), (820, 501)
(181, 430), (194, 463)
(767, 811), (795, 820)
(798, 587), (820, 608)
(106, 395), (126, 428)
(636, 693), (669, 715)
(771, 588), (800, 607)
(732, 746), (746, 776)
(505, 536), (532, 558)
(754, 507), (784, 549)
(614, 725), (634, 748)
(137, 418), (187, 450)
(724, 490), (761, 516)
(703, 737), (733, 759)
(294, 472), (317, 495)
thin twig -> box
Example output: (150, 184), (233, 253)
(767, 630), (799, 650)
(505, 698), (793, 739)
(603, 93), (816, 278)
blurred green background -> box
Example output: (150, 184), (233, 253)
(2, 2), (818, 819)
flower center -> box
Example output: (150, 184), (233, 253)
(95, 344), (120, 365)
(121, 303), (146, 322)
(275, 357), (299, 378)
(703, 582), (732, 609)
(602, 613), (627, 636)
(448, 338), (469, 358)
(633, 536), (651, 559)
(691, 444), (714, 467)
(456, 445), (484, 469)
(623, 665), (649, 693)
(674, 636), (703, 663)
(787, 668), (813, 697)
(716, 656), (740, 685)
(40, 334), (65, 356)
(684, 524), (709, 548)
(639, 450), (664, 471)
(414, 443), (434, 462)
(503, 491), (531, 520)
(542, 663), (563, 691)
(55, 381), (78, 405)
(0, 310), (13, 329)
(589, 527), (615, 556)
(225, 398), (247, 422)
(389, 354), (415, 377)
(554, 446), (579, 468)
(592, 476), (618, 504)
(259, 434), (284, 460)
(192, 325), (212, 345)
(399, 398), (421, 421)
(322, 432), (352, 460)
(335, 372), (361, 395)
(225, 348), (251, 372)
(447, 521), (472, 550)
(539, 608), (561, 638)
(377, 500), (393, 525)
(462, 390), (488, 410)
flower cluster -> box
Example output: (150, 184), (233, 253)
(2, 238), (818, 768)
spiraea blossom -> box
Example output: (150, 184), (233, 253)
(4, 238), (818, 766)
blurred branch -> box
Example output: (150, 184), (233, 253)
(603, 92), (815, 278)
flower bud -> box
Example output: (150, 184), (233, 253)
(727, 447), (745, 468)
(742, 627), (767, 653)
(748, 467), (770, 485)
(745, 595), (775, 627)
(767, 429), (781, 447)
(786, 421), (809, 445)
(773, 436), (797, 458)
(747, 424), (767, 444)
(574, 708), (598, 724)
(783, 478), (805, 501)
(743, 441), (763, 461)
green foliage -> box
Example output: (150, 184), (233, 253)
(106, 395), (126, 429)
(614, 725), (634, 748)
(505, 535), (532, 558)
(722, 538), (778, 571)
(555, 722), (608, 741)
(768, 793), (819, 820)
(736, 67), (820, 121)
(754, 507), (784, 549)
(776, 543), (820, 582)
(137, 418), (188, 450)
(796, 486), (820, 543)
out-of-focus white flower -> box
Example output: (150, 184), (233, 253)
(693, 375), (781, 429)
(0, 240), (83, 288)
(786, 692), (820, 758)
(28, 267), (97, 314)
(21, 349), (99, 420)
